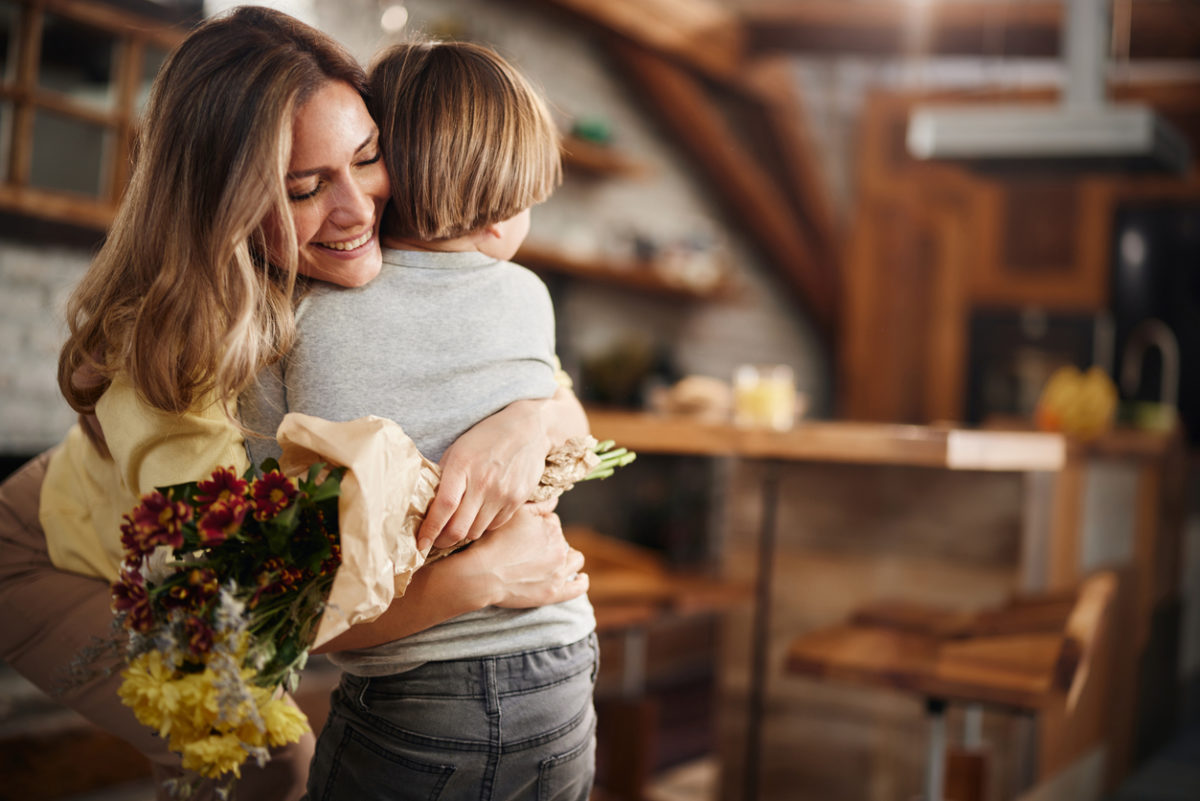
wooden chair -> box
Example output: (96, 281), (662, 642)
(784, 571), (1118, 801)
(567, 527), (748, 801)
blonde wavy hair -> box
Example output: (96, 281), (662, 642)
(367, 40), (561, 242)
(59, 6), (368, 417)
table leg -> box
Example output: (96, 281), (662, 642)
(744, 461), (780, 801)
(925, 698), (948, 801)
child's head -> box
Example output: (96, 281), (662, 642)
(368, 40), (561, 244)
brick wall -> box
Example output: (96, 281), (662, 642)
(0, 242), (88, 454)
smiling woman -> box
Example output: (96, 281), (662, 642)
(274, 80), (389, 288)
(0, 6), (590, 801)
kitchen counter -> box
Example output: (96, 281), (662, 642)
(587, 409), (1067, 471)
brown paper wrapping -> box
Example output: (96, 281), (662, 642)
(275, 413), (441, 649)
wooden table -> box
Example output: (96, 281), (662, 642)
(586, 410), (1070, 801)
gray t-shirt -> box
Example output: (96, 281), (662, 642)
(240, 248), (594, 675)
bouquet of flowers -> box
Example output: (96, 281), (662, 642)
(111, 413), (634, 787)
(111, 461), (343, 783)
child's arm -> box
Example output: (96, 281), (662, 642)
(417, 384), (589, 553)
(314, 506), (587, 653)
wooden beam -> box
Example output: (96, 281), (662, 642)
(530, 0), (745, 82)
(739, 58), (843, 279)
(744, 1), (1200, 61)
(609, 39), (837, 336)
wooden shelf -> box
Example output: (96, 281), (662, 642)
(517, 241), (736, 301)
(561, 134), (652, 178)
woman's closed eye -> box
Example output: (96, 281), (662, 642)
(288, 181), (322, 202)
(356, 150), (382, 168)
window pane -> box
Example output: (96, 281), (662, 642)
(30, 109), (111, 196)
(37, 13), (118, 112)
(136, 45), (168, 113)
(0, 0), (18, 84)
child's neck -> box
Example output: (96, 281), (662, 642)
(381, 234), (478, 254)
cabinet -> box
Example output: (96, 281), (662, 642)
(842, 85), (1200, 425)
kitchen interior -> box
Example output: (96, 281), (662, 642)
(1, 1), (1199, 800)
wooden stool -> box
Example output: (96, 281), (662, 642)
(784, 571), (1117, 801)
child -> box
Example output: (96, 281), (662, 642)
(240, 41), (597, 801)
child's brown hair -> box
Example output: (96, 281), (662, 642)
(368, 40), (561, 242)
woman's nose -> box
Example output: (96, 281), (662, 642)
(329, 174), (377, 228)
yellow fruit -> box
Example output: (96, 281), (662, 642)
(1034, 366), (1117, 440)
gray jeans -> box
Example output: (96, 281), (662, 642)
(304, 634), (598, 801)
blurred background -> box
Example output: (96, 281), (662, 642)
(1, 1), (1198, 800)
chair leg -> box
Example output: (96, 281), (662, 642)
(925, 698), (948, 801)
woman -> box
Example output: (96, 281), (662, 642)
(0, 7), (587, 800)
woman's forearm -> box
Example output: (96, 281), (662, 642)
(310, 555), (486, 653)
(314, 508), (586, 654)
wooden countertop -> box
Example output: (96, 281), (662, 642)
(586, 409), (1068, 472)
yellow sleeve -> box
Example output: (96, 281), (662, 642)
(40, 375), (248, 582)
(96, 374), (249, 497)
(552, 355), (574, 391)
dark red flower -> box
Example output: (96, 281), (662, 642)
(187, 567), (219, 599)
(162, 567), (218, 612)
(251, 471), (297, 521)
(182, 615), (214, 657)
(320, 541), (342, 576)
(195, 466), (248, 509)
(119, 492), (190, 557)
(111, 566), (153, 633)
(197, 498), (247, 545)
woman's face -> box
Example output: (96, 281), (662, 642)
(278, 80), (389, 288)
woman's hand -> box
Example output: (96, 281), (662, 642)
(417, 386), (588, 552)
(460, 506), (588, 609)
(313, 506), (587, 653)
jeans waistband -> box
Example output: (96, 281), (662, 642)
(339, 633), (598, 699)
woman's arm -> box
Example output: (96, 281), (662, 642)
(314, 507), (587, 653)
(417, 385), (589, 552)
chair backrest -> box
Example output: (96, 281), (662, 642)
(1054, 571), (1118, 712)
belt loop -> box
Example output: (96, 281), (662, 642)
(484, 658), (499, 716)
(356, 676), (370, 711)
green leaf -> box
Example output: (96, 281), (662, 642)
(273, 501), (301, 531)
(308, 473), (342, 503)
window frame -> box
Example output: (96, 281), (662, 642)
(0, 0), (184, 230)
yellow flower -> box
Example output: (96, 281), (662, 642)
(118, 651), (180, 735)
(180, 732), (248, 778)
(172, 670), (222, 741)
(261, 697), (310, 747)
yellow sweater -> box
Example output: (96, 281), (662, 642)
(40, 375), (248, 582)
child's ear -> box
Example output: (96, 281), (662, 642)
(481, 222), (503, 239)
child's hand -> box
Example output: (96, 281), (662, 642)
(417, 399), (552, 552)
